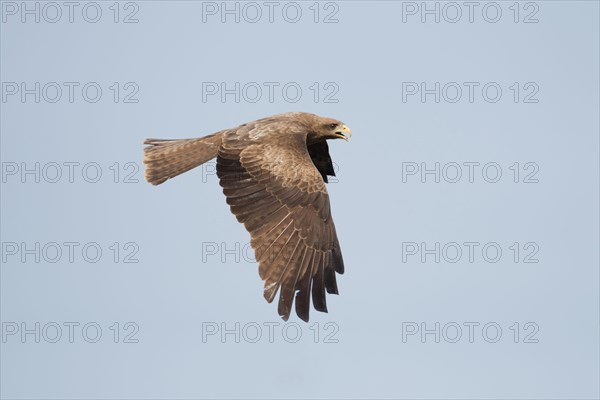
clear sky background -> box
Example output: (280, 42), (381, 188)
(1, 1), (599, 399)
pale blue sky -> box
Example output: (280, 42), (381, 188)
(1, 1), (599, 398)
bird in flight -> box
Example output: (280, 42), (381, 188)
(143, 112), (351, 321)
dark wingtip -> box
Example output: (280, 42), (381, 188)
(294, 278), (312, 323)
(280, 312), (290, 322)
(295, 297), (310, 322)
(333, 249), (345, 274)
(278, 296), (293, 322)
(326, 273), (338, 294)
(313, 299), (328, 313)
(298, 313), (309, 323)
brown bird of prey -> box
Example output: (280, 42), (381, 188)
(143, 112), (351, 322)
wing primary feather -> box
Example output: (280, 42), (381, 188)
(294, 248), (315, 322)
(324, 251), (339, 295)
(311, 252), (328, 313)
(277, 245), (307, 321)
(263, 231), (300, 303)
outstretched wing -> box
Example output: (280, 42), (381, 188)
(216, 122), (344, 322)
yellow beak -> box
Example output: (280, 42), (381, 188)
(337, 124), (352, 141)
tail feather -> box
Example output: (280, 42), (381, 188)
(143, 132), (224, 185)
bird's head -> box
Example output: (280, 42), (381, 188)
(304, 114), (352, 144)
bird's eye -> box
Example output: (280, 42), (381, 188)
(329, 123), (338, 129)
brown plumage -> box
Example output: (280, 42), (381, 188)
(143, 112), (351, 321)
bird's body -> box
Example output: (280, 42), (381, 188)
(143, 112), (351, 321)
